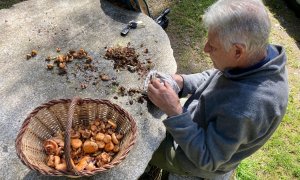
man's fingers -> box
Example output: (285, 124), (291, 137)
(150, 79), (164, 89)
(163, 81), (173, 90)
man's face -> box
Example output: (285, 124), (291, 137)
(204, 31), (239, 71)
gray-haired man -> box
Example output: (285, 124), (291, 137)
(147, 0), (289, 179)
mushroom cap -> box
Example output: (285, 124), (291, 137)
(96, 141), (105, 149)
(75, 156), (91, 171)
(44, 139), (59, 155)
(51, 137), (65, 147)
(97, 152), (111, 163)
(46, 155), (55, 167)
(104, 141), (114, 152)
(103, 134), (112, 143)
(111, 133), (119, 145)
(81, 129), (92, 139)
(95, 133), (105, 141)
(108, 119), (117, 129)
(70, 129), (81, 139)
(85, 162), (96, 171)
(83, 140), (98, 153)
(71, 138), (83, 149)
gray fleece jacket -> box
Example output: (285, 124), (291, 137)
(163, 45), (289, 178)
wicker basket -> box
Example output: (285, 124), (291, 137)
(15, 97), (137, 177)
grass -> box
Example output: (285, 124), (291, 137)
(0, 0), (25, 9)
(1, 0), (299, 179)
(165, 0), (300, 179)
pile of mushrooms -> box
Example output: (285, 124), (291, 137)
(43, 118), (124, 172)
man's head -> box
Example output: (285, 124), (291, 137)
(203, 0), (271, 71)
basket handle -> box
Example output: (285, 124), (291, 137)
(64, 96), (81, 175)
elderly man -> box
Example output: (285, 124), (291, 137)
(147, 0), (289, 179)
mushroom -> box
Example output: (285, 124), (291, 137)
(100, 122), (106, 130)
(116, 133), (123, 140)
(31, 50), (38, 57)
(104, 141), (114, 152)
(81, 129), (92, 139)
(54, 156), (67, 171)
(96, 141), (105, 149)
(75, 156), (91, 171)
(113, 145), (120, 153)
(26, 54), (32, 60)
(44, 139), (59, 155)
(47, 64), (54, 70)
(103, 134), (111, 143)
(90, 125), (97, 132)
(70, 129), (81, 139)
(57, 55), (64, 63)
(83, 140), (98, 154)
(71, 147), (82, 159)
(108, 120), (117, 129)
(96, 152), (111, 164)
(111, 133), (119, 145)
(51, 137), (64, 147)
(46, 155), (55, 168)
(85, 162), (96, 171)
(94, 119), (100, 126)
(95, 133), (105, 141)
(71, 138), (82, 149)
(107, 129), (114, 135)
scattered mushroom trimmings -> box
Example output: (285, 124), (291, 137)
(43, 117), (124, 172)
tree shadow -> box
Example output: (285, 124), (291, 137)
(0, 0), (26, 9)
(100, 0), (139, 24)
(264, 0), (300, 48)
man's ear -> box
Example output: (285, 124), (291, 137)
(233, 44), (246, 60)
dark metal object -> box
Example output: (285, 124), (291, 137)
(120, 21), (139, 36)
(155, 8), (170, 29)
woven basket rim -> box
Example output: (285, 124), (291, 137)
(15, 98), (137, 177)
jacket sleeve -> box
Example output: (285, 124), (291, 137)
(180, 69), (217, 96)
(163, 110), (254, 172)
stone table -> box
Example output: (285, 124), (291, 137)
(0, 0), (176, 179)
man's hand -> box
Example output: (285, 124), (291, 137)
(171, 74), (184, 90)
(148, 78), (183, 117)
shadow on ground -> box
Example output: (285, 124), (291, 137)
(265, 0), (300, 48)
(0, 0), (26, 9)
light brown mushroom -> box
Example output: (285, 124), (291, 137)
(70, 129), (81, 139)
(83, 140), (98, 154)
(107, 129), (114, 135)
(113, 145), (120, 153)
(46, 155), (55, 168)
(94, 119), (100, 126)
(111, 133), (119, 145)
(90, 125), (97, 132)
(116, 133), (123, 140)
(100, 122), (106, 130)
(75, 156), (91, 171)
(51, 137), (65, 147)
(53, 156), (67, 171)
(44, 139), (59, 155)
(103, 134), (112, 143)
(104, 141), (114, 152)
(85, 162), (96, 171)
(71, 138), (82, 149)
(81, 129), (92, 139)
(108, 119), (117, 129)
(96, 141), (105, 149)
(71, 147), (82, 159)
(96, 152), (111, 163)
(95, 133), (105, 141)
